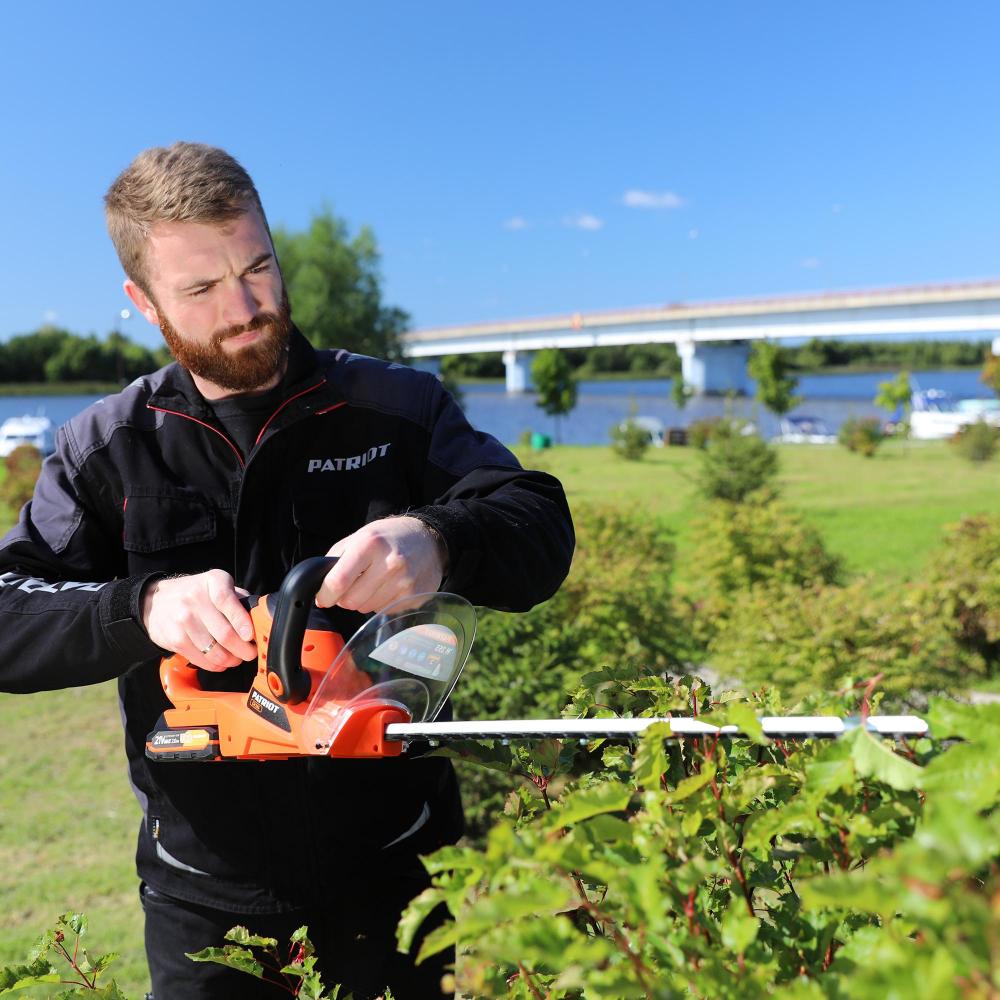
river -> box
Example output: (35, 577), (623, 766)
(0, 369), (990, 447)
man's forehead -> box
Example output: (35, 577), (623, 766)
(145, 210), (272, 283)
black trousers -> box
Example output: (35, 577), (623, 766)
(140, 868), (453, 1000)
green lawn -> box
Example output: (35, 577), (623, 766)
(0, 439), (998, 993)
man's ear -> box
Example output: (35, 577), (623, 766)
(123, 280), (160, 326)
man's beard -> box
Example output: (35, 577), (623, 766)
(159, 290), (293, 393)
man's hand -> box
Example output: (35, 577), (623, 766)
(317, 516), (447, 612)
(141, 570), (257, 671)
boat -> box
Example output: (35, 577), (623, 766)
(910, 389), (1000, 440)
(776, 414), (835, 444)
(0, 414), (55, 458)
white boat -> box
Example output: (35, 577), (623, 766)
(776, 414), (835, 444)
(910, 389), (1000, 440)
(0, 414), (55, 458)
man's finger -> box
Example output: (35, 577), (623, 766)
(206, 573), (257, 648)
(316, 541), (372, 608)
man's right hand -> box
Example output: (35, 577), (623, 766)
(141, 570), (257, 671)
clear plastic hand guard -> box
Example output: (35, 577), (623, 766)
(302, 592), (476, 754)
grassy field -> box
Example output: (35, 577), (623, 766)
(0, 439), (998, 993)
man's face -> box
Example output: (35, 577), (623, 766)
(125, 207), (292, 394)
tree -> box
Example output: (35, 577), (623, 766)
(874, 370), (912, 434)
(981, 349), (1000, 398)
(271, 208), (409, 360)
(748, 340), (801, 416)
(531, 349), (577, 443)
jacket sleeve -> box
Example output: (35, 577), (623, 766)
(0, 425), (165, 693)
(406, 379), (575, 611)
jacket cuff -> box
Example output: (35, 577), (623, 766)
(407, 505), (480, 595)
(99, 572), (171, 662)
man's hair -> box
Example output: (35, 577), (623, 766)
(104, 142), (267, 293)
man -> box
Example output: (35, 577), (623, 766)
(0, 142), (574, 998)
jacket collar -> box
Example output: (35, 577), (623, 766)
(146, 328), (339, 419)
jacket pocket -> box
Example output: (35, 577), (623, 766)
(123, 489), (217, 552)
(123, 488), (221, 575)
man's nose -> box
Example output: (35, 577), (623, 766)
(220, 277), (259, 327)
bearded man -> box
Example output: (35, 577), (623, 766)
(0, 142), (574, 999)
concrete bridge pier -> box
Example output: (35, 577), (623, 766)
(503, 349), (533, 393)
(411, 357), (442, 378)
(677, 339), (751, 395)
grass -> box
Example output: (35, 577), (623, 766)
(0, 438), (998, 993)
(0, 683), (148, 995)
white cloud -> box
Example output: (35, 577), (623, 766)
(563, 213), (604, 231)
(503, 216), (528, 231)
(688, 228), (700, 240)
(622, 189), (685, 210)
(800, 257), (822, 270)
(42, 309), (58, 324)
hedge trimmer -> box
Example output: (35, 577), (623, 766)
(145, 557), (927, 763)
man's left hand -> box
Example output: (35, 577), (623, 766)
(317, 516), (447, 612)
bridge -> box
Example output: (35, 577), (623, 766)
(403, 279), (1000, 393)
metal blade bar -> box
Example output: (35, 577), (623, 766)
(385, 715), (929, 743)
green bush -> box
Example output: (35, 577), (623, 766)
(706, 513), (1000, 704)
(951, 419), (1000, 463)
(838, 416), (884, 456)
(695, 419), (779, 502)
(608, 418), (650, 461)
(0, 444), (42, 514)
(680, 490), (843, 646)
(915, 514), (1000, 675)
(452, 502), (693, 838)
(407, 667), (1000, 999)
(707, 578), (964, 706)
(686, 416), (721, 450)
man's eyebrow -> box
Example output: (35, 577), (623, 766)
(176, 252), (274, 292)
(243, 251), (274, 272)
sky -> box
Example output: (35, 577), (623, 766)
(2, 1), (999, 349)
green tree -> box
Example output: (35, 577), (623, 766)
(981, 349), (1000, 397)
(874, 370), (912, 433)
(747, 340), (801, 416)
(272, 208), (409, 360)
(531, 349), (577, 443)
(0, 326), (75, 382)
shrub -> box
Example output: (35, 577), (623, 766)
(680, 489), (843, 646)
(951, 418), (1000, 463)
(915, 514), (1000, 676)
(608, 418), (650, 461)
(451, 502), (693, 838)
(838, 415), (884, 456)
(407, 668), (1000, 999)
(707, 578), (966, 706)
(0, 444), (42, 514)
(686, 416), (721, 450)
(695, 419), (779, 502)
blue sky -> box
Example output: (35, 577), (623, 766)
(1, 1), (999, 348)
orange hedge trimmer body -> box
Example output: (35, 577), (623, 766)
(145, 559), (418, 762)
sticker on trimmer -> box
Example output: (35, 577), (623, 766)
(248, 688), (292, 732)
(370, 624), (458, 680)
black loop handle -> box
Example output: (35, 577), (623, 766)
(267, 556), (339, 705)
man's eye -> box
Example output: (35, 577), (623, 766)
(248, 263), (270, 275)
(190, 286), (211, 297)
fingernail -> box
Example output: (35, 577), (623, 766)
(239, 625), (253, 640)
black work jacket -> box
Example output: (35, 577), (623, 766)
(0, 331), (574, 911)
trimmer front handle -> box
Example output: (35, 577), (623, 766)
(266, 555), (338, 705)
